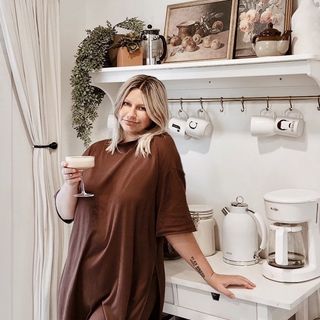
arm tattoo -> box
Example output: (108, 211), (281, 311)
(190, 256), (205, 278)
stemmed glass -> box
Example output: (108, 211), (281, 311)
(65, 156), (95, 197)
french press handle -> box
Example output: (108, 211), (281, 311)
(158, 35), (167, 63)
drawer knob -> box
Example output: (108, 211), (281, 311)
(211, 292), (220, 301)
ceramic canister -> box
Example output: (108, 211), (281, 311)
(189, 204), (216, 256)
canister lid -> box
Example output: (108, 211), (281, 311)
(188, 204), (213, 214)
(264, 188), (320, 204)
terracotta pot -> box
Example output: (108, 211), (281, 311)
(116, 47), (143, 67)
(107, 34), (124, 67)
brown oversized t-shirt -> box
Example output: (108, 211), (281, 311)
(57, 133), (195, 320)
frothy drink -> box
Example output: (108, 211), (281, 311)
(65, 156), (95, 170)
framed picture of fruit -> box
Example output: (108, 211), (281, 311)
(164, 0), (238, 63)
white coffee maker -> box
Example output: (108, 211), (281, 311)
(262, 188), (320, 282)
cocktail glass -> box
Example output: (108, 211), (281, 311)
(65, 156), (95, 197)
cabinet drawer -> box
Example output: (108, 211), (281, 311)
(164, 283), (174, 304)
(177, 285), (257, 320)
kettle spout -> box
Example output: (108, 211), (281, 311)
(221, 207), (230, 216)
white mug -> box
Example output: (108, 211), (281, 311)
(186, 110), (212, 139)
(168, 117), (188, 137)
(250, 116), (275, 137)
(250, 109), (276, 137)
(274, 113), (304, 137)
(168, 108), (190, 138)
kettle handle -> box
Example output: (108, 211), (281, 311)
(247, 209), (267, 251)
(159, 35), (167, 63)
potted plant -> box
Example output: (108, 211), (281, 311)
(70, 17), (144, 146)
(114, 19), (145, 67)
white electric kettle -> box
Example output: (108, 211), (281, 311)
(222, 196), (267, 266)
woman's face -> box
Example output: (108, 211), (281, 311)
(118, 89), (152, 142)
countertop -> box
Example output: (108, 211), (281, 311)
(164, 251), (320, 310)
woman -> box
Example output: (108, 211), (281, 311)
(56, 75), (255, 320)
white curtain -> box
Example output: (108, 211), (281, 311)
(0, 1), (65, 319)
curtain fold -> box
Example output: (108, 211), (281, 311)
(0, 1), (65, 319)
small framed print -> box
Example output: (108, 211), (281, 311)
(234, 0), (293, 58)
(164, 0), (238, 63)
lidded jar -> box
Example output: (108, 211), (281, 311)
(189, 204), (216, 256)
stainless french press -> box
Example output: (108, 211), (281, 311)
(141, 24), (167, 65)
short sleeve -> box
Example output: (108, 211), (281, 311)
(154, 135), (196, 237)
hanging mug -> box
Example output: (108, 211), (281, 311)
(250, 108), (276, 137)
(186, 108), (212, 139)
(168, 107), (190, 139)
(274, 108), (304, 137)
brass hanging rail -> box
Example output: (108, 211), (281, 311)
(168, 95), (320, 112)
(168, 95), (320, 104)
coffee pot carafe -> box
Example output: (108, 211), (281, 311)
(267, 223), (306, 269)
(141, 24), (167, 65)
(222, 196), (267, 266)
(263, 188), (320, 282)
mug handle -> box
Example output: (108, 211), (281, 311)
(178, 108), (189, 120)
(260, 108), (276, 118)
(284, 108), (303, 119)
(197, 108), (211, 122)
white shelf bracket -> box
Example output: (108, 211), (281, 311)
(308, 60), (320, 91)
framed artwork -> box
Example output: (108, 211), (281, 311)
(234, 0), (293, 58)
(164, 0), (238, 63)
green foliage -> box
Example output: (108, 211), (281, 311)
(115, 17), (145, 34)
(114, 17), (145, 53)
(70, 18), (144, 146)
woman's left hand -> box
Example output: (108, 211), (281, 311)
(207, 273), (256, 299)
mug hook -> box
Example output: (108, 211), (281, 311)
(289, 96), (293, 111)
(178, 98), (188, 119)
(266, 96), (270, 111)
(220, 97), (224, 112)
(199, 97), (204, 113)
(179, 98), (184, 112)
(240, 96), (245, 112)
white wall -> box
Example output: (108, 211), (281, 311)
(60, 0), (88, 157)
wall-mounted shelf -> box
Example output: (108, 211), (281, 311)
(90, 54), (320, 102)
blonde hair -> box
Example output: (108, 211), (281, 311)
(106, 74), (169, 157)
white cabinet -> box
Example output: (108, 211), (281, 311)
(163, 252), (320, 320)
(176, 284), (256, 320)
(164, 282), (174, 304)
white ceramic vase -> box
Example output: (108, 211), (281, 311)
(291, 0), (320, 54)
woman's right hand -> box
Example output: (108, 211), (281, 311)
(55, 161), (81, 221)
(61, 161), (82, 186)
(207, 273), (256, 299)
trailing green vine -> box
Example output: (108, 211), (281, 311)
(70, 18), (144, 146)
